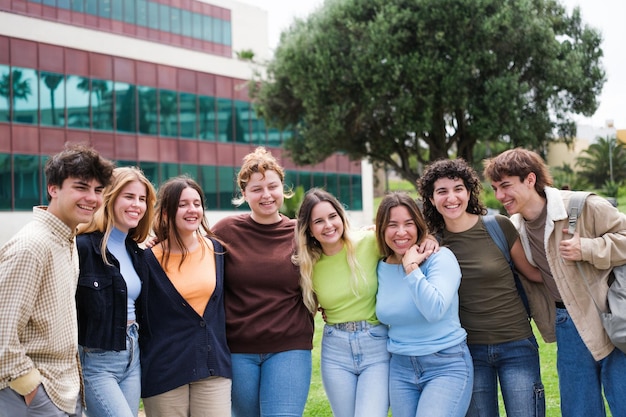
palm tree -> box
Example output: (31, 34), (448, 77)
(0, 69), (32, 121)
(40, 72), (64, 126)
(577, 136), (626, 189)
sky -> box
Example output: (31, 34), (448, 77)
(241, 0), (625, 130)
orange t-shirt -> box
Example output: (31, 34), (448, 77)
(152, 238), (216, 316)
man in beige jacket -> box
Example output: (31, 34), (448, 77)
(484, 148), (626, 417)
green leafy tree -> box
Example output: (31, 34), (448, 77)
(577, 136), (626, 189)
(252, 0), (605, 186)
(551, 162), (589, 191)
(0, 69), (33, 121)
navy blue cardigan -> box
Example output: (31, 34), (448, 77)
(139, 238), (232, 398)
(76, 232), (147, 351)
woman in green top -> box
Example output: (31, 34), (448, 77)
(293, 188), (389, 417)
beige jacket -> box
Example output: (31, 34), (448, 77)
(511, 188), (626, 360)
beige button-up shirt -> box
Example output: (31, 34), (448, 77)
(0, 207), (81, 414)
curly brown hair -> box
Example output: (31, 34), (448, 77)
(418, 158), (486, 234)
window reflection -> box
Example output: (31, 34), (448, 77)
(39, 72), (65, 127)
(160, 163), (179, 180)
(138, 86), (157, 135)
(0, 154), (11, 210)
(0, 65), (10, 122)
(218, 166), (236, 208)
(199, 165), (217, 208)
(180, 92), (197, 139)
(198, 95), (215, 141)
(89, 78), (113, 131)
(233, 100), (249, 143)
(159, 89), (178, 138)
(11, 67), (38, 125)
(115, 82), (138, 133)
(14, 154), (41, 209)
(217, 98), (232, 142)
(66, 75), (90, 129)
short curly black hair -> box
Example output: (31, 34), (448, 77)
(418, 158), (486, 234)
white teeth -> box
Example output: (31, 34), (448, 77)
(78, 205), (94, 211)
(446, 204), (460, 209)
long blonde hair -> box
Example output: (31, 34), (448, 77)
(293, 188), (367, 313)
(78, 166), (156, 265)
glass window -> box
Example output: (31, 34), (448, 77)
(170, 7), (181, 35)
(117, 160), (137, 167)
(138, 86), (158, 135)
(232, 100), (249, 143)
(0, 153), (11, 210)
(181, 10), (192, 38)
(71, 0), (84, 12)
(39, 72), (65, 127)
(139, 161), (158, 185)
(326, 175), (339, 198)
(250, 108), (266, 145)
(212, 17), (222, 44)
(85, 0), (97, 15)
(58, 0), (71, 9)
(179, 92), (197, 139)
(218, 166), (236, 210)
(192, 13), (202, 40)
(43, 0), (56, 7)
(136, 0), (147, 27)
(268, 127), (282, 146)
(159, 4), (170, 32)
(0, 65), (10, 122)
(284, 171), (297, 192)
(202, 15), (212, 42)
(159, 89), (178, 138)
(66, 75), (90, 129)
(115, 82), (138, 133)
(351, 175), (363, 210)
(180, 164), (198, 181)
(98, 0), (111, 18)
(90, 78), (114, 131)
(199, 165), (217, 208)
(14, 154), (42, 209)
(111, 0), (123, 21)
(147, 1), (159, 30)
(198, 95), (215, 141)
(339, 174), (351, 207)
(160, 163), (179, 181)
(11, 67), (38, 125)
(223, 20), (232, 46)
(312, 172), (326, 189)
(299, 171), (312, 190)
(123, 0), (135, 24)
(217, 98), (232, 142)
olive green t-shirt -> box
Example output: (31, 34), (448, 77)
(442, 215), (533, 344)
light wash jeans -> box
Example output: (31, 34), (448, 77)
(79, 323), (140, 417)
(389, 341), (473, 417)
(231, 350), (311, 417)
(321, 322), (390, 417)
(0, 385), (82, 417)
(467, 336), (545, 417)
(555, 307), (626, 417)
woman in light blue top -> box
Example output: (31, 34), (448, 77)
(375, 192), (473, 417)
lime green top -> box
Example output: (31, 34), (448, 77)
(313, 230), (381, 325)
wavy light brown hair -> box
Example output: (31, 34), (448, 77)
(483, 148), (553, 198)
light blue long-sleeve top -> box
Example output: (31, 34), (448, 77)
(376, 247), (466, 356)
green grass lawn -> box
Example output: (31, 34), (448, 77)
(303, 316), (612, 417)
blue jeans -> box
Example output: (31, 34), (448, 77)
(231, 350), (311, 417)
(0, 386), (82, 416)
(389, 341), (473, 417)
(321, 323), (390, 417)
(466, 336), (545, 417)
(79, 323), (140, 417)
(555, 307), (626, 417)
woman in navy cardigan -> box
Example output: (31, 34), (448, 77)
(139, 176), (232, 416)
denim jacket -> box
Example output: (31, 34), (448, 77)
(76, 232), (147, 351)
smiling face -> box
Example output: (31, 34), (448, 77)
(47, 176), (105, 230)
(174, 186), (204, 235)
(430, 177), (470, 222)
(112, 180), (148, 233)
(309, 201), (345, 255)
(490, 173), (536, 217)
(384, 205), (418, 261)
(243, 170), (284, 224)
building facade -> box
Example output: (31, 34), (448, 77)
(0, 0), (373, 243)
